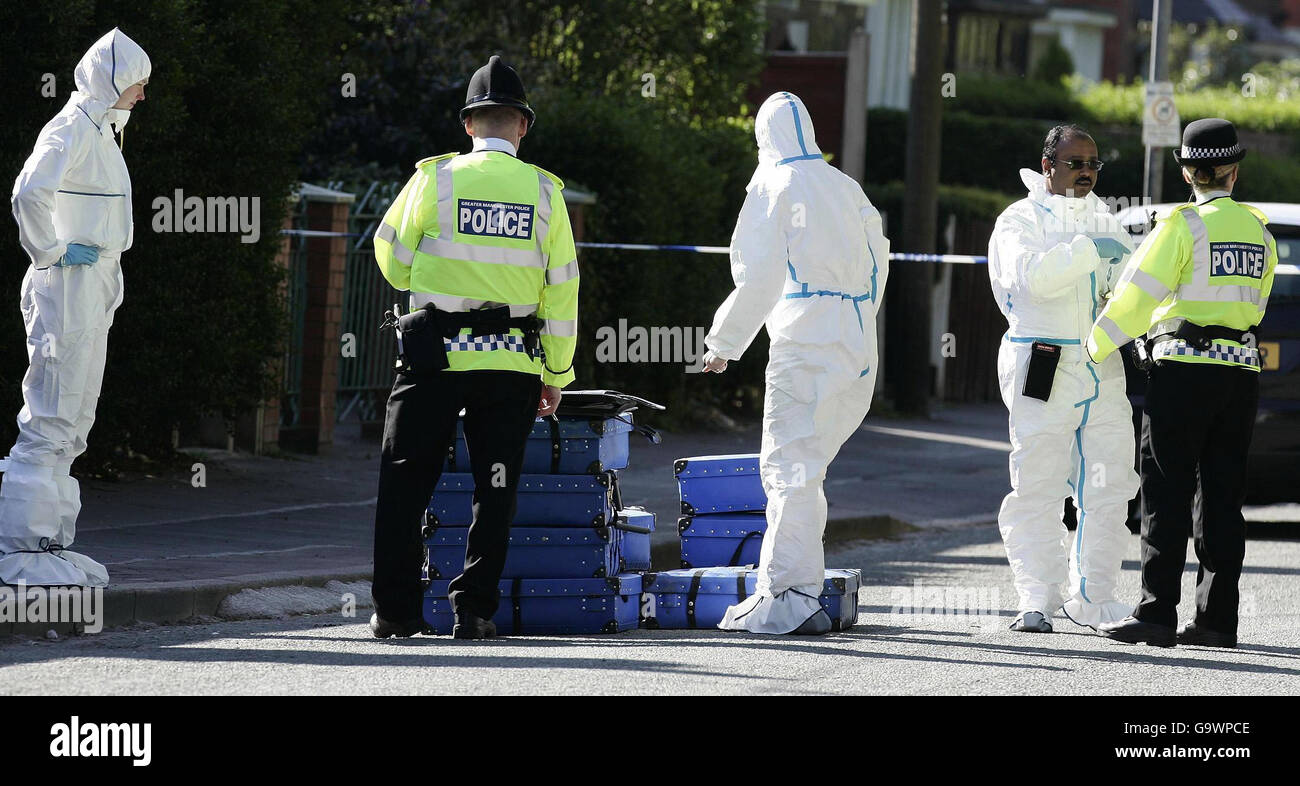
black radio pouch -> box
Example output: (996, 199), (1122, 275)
(1022, 341), (1061, 402)
(396, 306), (449, 374)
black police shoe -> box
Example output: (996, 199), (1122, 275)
(1098, 616), (1176, 647)
(452, 613), (498, 640)
(369, 612), (425, 639)
(1178, 621), (1237, 648)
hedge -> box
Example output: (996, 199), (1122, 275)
(863, 108), (1300, 209)
(1077, 80), (1300, 137)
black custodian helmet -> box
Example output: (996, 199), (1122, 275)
(459, 55), (536, 128)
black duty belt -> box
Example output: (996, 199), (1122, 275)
(1150, 321), (1257, 352)
(380, 304), (542, 374)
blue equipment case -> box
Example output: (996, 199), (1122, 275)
(674, 454), (766, 515)
(424, 526), (620, 580)
(427, 471), (621, 528)
(678, 512), (767, 569)
(423, 574), (643, 635)
(614, 507), (655, 571)
(639, 567), (861, 631)
(445, 415), (637, 475)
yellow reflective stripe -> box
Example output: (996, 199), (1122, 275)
(1258, 220), (1274, 315)
(1128, 268), (1172, 301)
(416, 235), (547, 268)
(545, 259), (579, 285)
(375, 222), (416, 266)
(536, 172), (554, 252)
(1096, 314), (1131, 348)
(409, 292), (538, 316)
(541, 318), (577, 338)
(435, 158), (454, 237)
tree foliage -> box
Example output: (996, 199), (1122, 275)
(301, 0), (767, 180)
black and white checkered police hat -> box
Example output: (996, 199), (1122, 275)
(1171, 118), (1246, 168)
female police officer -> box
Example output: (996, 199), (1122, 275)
(1088, 119), (1278, 648)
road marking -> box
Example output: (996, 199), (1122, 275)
(861, 424), (1011, 452)
(84, 498), (379, 531)
(104, 544), (355, 565)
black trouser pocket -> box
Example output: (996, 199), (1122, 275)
(1021, 341), (1061, 402)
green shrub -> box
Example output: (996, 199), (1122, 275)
(948, 73), (1087, 122)
(1077, 79), (1300, 136)
(1033, 39), (1076, 86)
(866, 182), (1019, 224)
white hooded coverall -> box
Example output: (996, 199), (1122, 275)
(707, 92), (890, 633)
(988, 169), (1139, 628)
(0, 29), (151, 587)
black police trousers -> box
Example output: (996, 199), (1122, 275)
(1134, 360), (1259, 636)
(371, 369), (542, 624)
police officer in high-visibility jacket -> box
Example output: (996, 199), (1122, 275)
(368, 56), (579, 640)
(1089, 119), (1276, 648)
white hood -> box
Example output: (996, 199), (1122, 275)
(71, 28), (151, 132)
(748, 92), (823, 190)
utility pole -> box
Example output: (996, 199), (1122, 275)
(840, 24), (869, 187)
(895, 0), (943, 416)
(1143, 0), (1172, 203)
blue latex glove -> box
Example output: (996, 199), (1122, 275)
(56, 243), (99, 267)
(1092, 236), (1128, 264)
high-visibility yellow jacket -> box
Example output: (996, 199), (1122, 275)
(374, 147), (579, 387)
(1088, 194), (1277, 370)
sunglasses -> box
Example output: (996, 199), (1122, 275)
(1054, 158), (1105, 171)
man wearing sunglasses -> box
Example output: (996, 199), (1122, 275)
(987, 124), (1139, 634)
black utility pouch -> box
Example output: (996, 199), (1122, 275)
(396, 306), (449, 374)
(1022, 341), (1061, 402)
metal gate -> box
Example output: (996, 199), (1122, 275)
(334, 180), (403, 424)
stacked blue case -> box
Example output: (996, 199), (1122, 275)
(424, 404), (659, 635)
(427, 471), (621, 528)
(674, 454), (766, 515)
(639, 567), (861, 631)
(425, 575), (642, 635)
(673, 454), (767, 569)
(678, 512), (766, 569)
(445, 414), (636, 474)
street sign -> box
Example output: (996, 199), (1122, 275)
(1143, 81), (1181, 147)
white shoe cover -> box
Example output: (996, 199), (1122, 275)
(0, 550), (108, 587)
(1062, 597), (1133, 630)
(719, 588), (824, 634)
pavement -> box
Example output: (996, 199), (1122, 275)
(0, 400), (1294, 639)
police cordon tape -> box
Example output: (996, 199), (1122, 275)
(276, 231), (1299, 275)
(575, 241), (985, 264)
(573, 241), (1300, 274)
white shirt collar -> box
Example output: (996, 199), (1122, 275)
(471, 137), (518, 157)
(1196, 190), (1231, 205)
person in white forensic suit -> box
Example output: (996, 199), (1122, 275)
(988, 124), (1139, 632)
(0, 28), (151, 587)
(701, 91), (889, 635)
